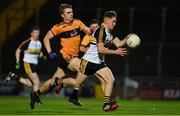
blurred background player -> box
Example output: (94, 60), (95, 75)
(29, 4), (92, 109)
(56, 11), (127, 111)
(4, 26), (44, 104)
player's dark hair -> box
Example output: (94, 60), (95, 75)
(59, 4), (72, 15)
(88, 19), (99, 26)
(103, 11), (117, 19)
(30, 26), (40, 32)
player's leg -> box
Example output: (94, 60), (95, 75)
(62, 72), (88, 106)
(67, 57), (81, 72)
(94, 73), (105, 94)
(47, 67), (66, 91)
(19, 78), (32, 87)
(28, 72), (43, 108)
(60, 58), (88, 106)
(67, 58), (82, 105)
(24, 62), (42, 109)
(52, 53), (71, 93)
(58, 57), (84, 106)
(24, 62), (40, 91)
(96, 67), (119, 111)
(96, 67), (114, 103)
(30, 67), (66, 109)
(4, 70), (33, 87)
(27, 72), (40, 92)
(31, 67), (65, 97)
(38, 78), (52, 93)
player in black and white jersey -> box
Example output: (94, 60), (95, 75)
(5, 27), (44, 103)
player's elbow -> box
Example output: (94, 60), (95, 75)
(98, 47), (106, 54)
(15, 49), (20, 55)
(43, 31), (53, 43)
(43, 36), (49, 44)
(74, 82), (81, 88)
(80, 46), (87, 53)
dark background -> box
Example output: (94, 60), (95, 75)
(1, 0), (180, 87)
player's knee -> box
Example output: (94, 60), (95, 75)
(71, 80), (77, 86)
(101, 81), (105, 85)
(53, 74), (66, 80)
(74, 81), (81, 87)
(106, 76), (115, 84)
(74, 84), (80, 88)
(33, 80), (40, 87)
(111, 76), (115, 83)
(109, 77), (115, 85)
(27, 81), (33, 87)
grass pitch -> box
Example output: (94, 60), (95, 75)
(0, 96), (180, 115)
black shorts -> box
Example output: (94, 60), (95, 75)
(56, 53), (70, 70)
(79, 59), (106, 75)
(23, 62), (37, 74)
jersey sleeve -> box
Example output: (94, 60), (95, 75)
(111, 31), (117, 39)
(51, 24), (61, 36)
(17, 39), (30, 51)
(81, 34), (91, 46)
(78, 20), (85, 31)
(94, 26), (106, 43)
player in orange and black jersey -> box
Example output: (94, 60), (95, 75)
(29, 4), (92, 109)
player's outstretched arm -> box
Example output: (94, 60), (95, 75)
(83, 26), (92, 35)
(15, 48), (21, 64)
(112, 37), (127, 48)
(80, 46), (88, 53)
(43, 30), (54, 53)
(97, 42), (127, 56)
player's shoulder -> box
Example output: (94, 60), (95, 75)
(73, 19), (84, 24)
(22, 38), (31, 44)
(94, 25), (104, 34)
(37, 40), (42, 44)
(83, 34), (91, 39)
(18, 38), (31, 49)
(73, 18), (81, 22)
(52, 22), (66, 28)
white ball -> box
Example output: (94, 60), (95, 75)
(126, 33), (141, 48)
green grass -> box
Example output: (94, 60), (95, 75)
(0, 96), (180, 115)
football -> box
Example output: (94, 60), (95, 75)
(126, 33), (141, 48)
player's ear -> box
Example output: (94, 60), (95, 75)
(61, 14), (64, 18)
(30, 32), (33, 36)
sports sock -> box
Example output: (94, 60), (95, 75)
(35, 90), (42, 96)
(104, 96), (110, 104)
(71, 89), (79, 99)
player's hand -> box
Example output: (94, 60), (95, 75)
(41, 55), (47, 60)
(48, 51), (57, 59)
(123, 37), (127, 44)
(115, 48), (127, 56)
(15, 63), (21, 70)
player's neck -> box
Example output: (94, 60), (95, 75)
(102, 23), (110, 31)
(31, 37), (38, 41)
(63, 19), (72, 24)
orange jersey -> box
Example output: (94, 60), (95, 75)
(81, 34), (92, 47)
(51, 19), (85, 58)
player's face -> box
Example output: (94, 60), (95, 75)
(89, 23), (99, 32)
(31, 30), (40, 40)
(107, 17), (117, 30)
(62, 8), (73, 22)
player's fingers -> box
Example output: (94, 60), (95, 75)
(122, 50), (128, 53)
(121, 48), (126, 50)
